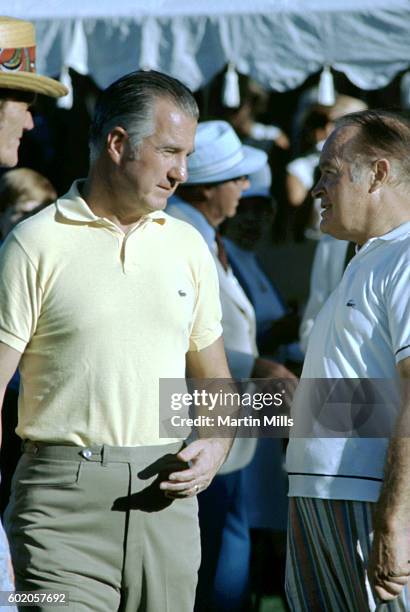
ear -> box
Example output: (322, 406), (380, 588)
(369, 159), (390, 193)
(106, 127), (130, 165)
(201, 185), (217, 202)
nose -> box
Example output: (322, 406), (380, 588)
(169, 160), (188, 184)
(24, 110), (34, 132)
(311, 176), (324, 199)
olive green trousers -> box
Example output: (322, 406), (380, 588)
(5, 442), (200, 612)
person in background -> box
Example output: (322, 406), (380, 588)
(211, 71), (290, 153)
(0, 168), (57, 517)
(222, 163), (303, 606)
(222, 163), (303, 369)
(167, 121), (295, 611)
(286, 105), (334, 208)
(0, 167), (57, 239)
(167, 121), (291, 383)
(0, 15), (67, 598)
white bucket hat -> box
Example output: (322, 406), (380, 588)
(186, 120), (267, 184)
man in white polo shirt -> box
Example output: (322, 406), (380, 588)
(0, 70), (232, 611)
(286, 110), (410, 611)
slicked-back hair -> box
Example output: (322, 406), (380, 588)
(89, 70), (199, 164)
(335, 109), (410, 185)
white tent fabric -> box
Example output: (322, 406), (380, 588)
(8, 0), (410, 92)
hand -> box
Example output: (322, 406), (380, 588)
(369, 523), (410, 601)
(251, 357), (297, 380)
(159, 438), (229, 499)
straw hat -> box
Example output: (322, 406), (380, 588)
(0, 16), (67, 98)
(186, 121), (267, 184)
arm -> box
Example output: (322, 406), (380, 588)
(0, 341), (22, 446)
(0, 342), (21, 589)
(369, 356), (410, 600)
(160, 336), (234, 498)
(286, 173), (308, 207)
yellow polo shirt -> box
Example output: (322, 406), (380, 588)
(0, 181), (222, 446)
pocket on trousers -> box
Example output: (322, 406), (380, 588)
(13, 456), (82, 488)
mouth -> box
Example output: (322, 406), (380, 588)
(157, 185), (175, 198)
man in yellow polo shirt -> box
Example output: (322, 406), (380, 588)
(0, 70), (232, 611)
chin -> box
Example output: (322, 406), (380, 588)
(0, 151), (18, 168)
(320, 218), (335, 235)
(148, 197), (168, 211)
(227, 209), (238, 219)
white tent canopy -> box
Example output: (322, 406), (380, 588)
(8, 0), (410, 92)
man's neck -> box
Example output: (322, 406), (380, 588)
(360, 204), (410, 245)
(81, 170), (146, 233)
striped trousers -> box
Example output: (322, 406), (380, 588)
(286, 497), (409, 612)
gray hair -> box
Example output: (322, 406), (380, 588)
(336, 109), (410, 186)
(89, 70), (199, 164)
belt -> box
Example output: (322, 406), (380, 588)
(22, 440), (183, 464)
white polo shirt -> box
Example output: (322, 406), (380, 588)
(287, 220), (410, 502)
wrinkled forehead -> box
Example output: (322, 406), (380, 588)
(320, 125), (359, 166)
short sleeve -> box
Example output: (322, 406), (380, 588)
(0, 235), (42, 353)
(386, 259), (410, 364)
(188, 245), (222, 352)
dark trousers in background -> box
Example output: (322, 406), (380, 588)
(195, 470), (251, 612)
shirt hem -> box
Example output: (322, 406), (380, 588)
(288, 474), (382, 502)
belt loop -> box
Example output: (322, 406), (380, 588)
(101, 445), (108, 467)
(22, 440), (39, 455)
